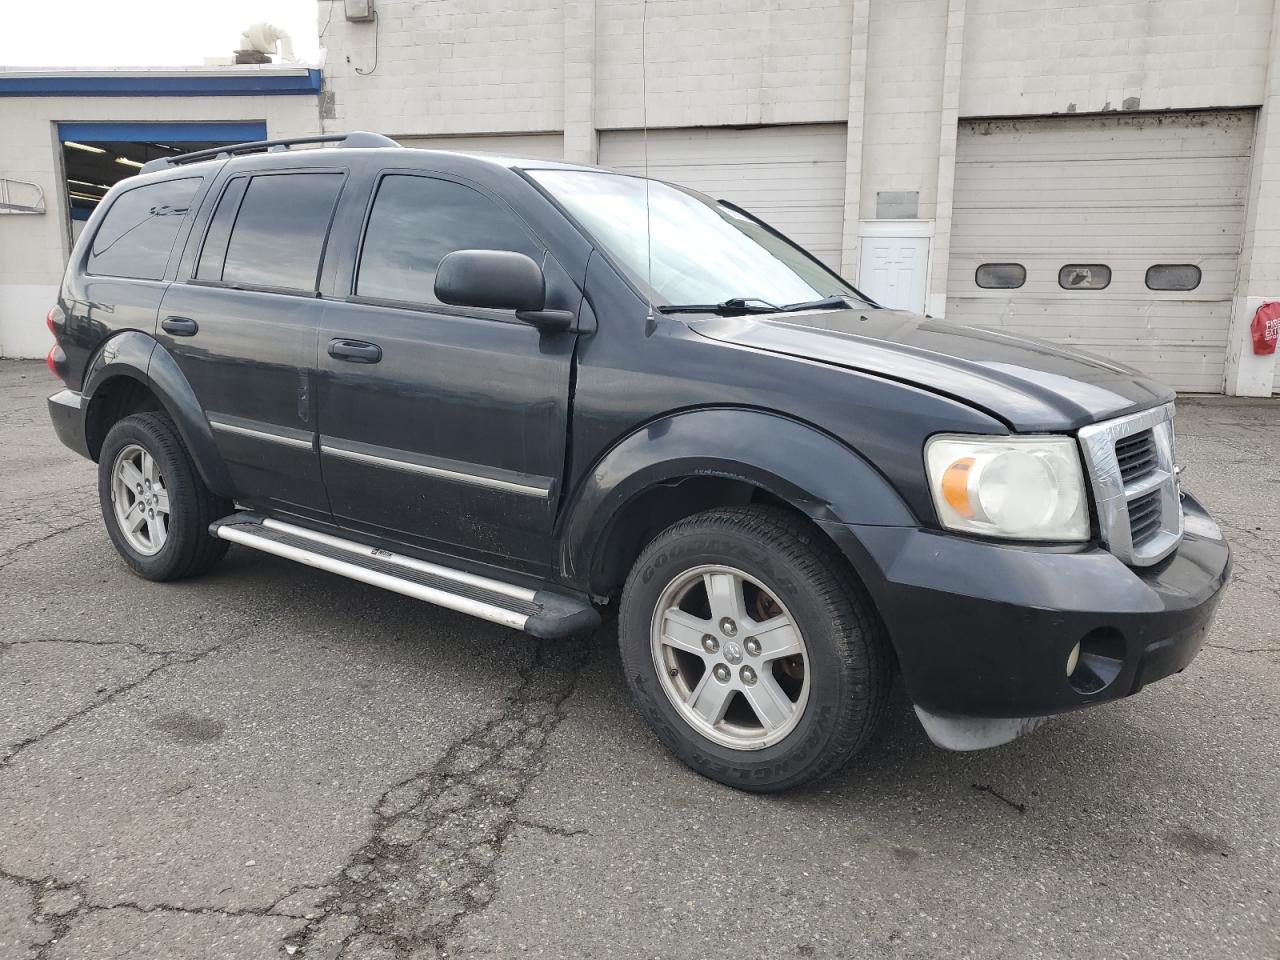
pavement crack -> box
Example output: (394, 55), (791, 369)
(284, 633), (594, 960)
(0, 517), (98, 571)
(512, 818), (589, 838)
(1204, 643), (1280, 656)
(0, 633), (245, 773)
(0, 637), (186, 657)
(971, 783), (1027, 815)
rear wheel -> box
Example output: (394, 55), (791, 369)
(98, 412), (231, 581)
(619, 506), (891, 792)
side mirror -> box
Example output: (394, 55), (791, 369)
(434, 249), (574, 332)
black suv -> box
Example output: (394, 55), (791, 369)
(47, 132), (1230, 791)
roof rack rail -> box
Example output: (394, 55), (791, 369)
(139, 131), (400, 174)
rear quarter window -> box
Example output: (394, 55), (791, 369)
(87, 178), (201, 281)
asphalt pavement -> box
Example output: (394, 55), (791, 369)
(0, 359), (1276, 960)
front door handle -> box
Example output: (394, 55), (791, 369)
(328, 338), (382, 363)
(161, 316), (198, 337)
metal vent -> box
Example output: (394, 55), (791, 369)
(1078, 403), (1183, 566)
(1115, 429), (1158, 486)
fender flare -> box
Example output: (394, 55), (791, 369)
(559, 407), (915, 589)
(83, 330), (235, 497)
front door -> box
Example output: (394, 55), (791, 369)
(316, 172), (578, 572)
(858, 236), (929, 314)
(159, 168), (346, 518)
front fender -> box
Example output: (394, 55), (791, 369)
(559, 407), (916, 585)
(83, 331), (234, 498)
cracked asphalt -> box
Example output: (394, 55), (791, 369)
(0, 358), (1276, 960)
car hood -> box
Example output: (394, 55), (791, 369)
(688, 308), (1175, 431)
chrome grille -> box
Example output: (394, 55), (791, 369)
(1077, 403), (1183, 566)
(1126, 489), (1163, 545)
(1115, 430), (1158, 486)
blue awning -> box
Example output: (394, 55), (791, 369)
(58, 121), (269, 143)
(0, 69), (321, 97)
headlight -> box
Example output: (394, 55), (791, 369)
(924, 435), (1089, 541)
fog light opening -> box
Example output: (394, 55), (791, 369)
(1066, 628), (1127, 695)
(1066, 641), (1081, 677)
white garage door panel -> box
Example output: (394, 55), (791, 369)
(598, 126), (847, 268)
(947, 110), (1254, 392)
(397, 133), (564, 161)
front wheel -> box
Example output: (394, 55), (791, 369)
(98, 412), (231, 581)
(619, 506), (892, 792)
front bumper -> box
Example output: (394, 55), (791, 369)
(48, 388), (91, 460)
(821, 492), (1230, 736)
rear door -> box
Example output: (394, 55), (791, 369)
(315, 169), (579, 572)
(159, 167), (346, 519)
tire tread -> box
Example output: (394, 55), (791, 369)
(619, 504), (893, 791)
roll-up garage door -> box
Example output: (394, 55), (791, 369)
(947, 110), (1254, 392)
(397, 133), (564, 161)
(598, 125), (847, 269)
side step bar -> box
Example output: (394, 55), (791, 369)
(210, 513), (600, 639)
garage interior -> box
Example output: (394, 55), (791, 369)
(57, 122), (268, 240)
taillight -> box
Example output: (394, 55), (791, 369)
(46, 343), (66, 378)
(46, 308), (64, 343)
(46, 306), (66, 379)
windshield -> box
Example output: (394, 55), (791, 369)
(528, 169), (865, 309)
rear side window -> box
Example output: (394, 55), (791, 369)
(87, 178), (201, 280)
(356, 175), (541, 305)
(201, 172), (343, 292)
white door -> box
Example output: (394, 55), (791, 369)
(947, 110), (1254, 392)
(858, 237), (929, 313)
(598, 125), (848, 269)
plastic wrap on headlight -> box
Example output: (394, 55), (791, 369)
(925, 435), (1089, 541)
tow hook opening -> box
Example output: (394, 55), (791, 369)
(1067, 627), (1126, 694)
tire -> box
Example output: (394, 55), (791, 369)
(98, 412), (231, 581)
(619, 505), (892, 792)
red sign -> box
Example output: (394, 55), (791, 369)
(1253, 301), (1280, 355)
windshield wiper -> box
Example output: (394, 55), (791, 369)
(657, 298), (782, 315)
(779, 295), (859, 312)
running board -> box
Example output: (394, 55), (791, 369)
(210, 513), (600, 639)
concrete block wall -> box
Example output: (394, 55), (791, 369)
(1226, 0), (1280, 396)
(320, 0), (565, 136)
(0, 93), (317, 358)
(860, 0), (950, 224)
(593, 0), (854, 130)
(2, 1), (1277, 392)
(961, 0), (1275, 118)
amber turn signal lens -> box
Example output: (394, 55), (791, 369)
(940, 457), (976, 518)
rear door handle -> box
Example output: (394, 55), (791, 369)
(161, 316), (198, 337)
(328, 338), (382, 363)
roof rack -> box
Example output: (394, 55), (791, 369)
(139, 131), (400, 174)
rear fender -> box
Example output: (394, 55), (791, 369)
(83, 331), (234, 497)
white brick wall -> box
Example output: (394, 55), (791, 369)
(2, 2), (1276, 390)
(861, 0), (950, 223)
(320, 0), (565, 136)
(0, 94), (317, 358)
(593, 0), (855, 129)
(961, 0), (1274, 117)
